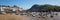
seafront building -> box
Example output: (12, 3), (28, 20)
(0, 5), (23, 13)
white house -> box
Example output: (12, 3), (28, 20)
(0, 5), (23, 12)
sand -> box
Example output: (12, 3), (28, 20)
(0, 14), (29, 20)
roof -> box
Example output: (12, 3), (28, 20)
(0, 5), (10, 7)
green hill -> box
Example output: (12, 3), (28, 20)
(28, 4), (60, 12)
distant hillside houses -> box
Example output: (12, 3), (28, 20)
(0, 5), (23, 12)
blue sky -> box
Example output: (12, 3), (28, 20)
(0, 0), (60, 10)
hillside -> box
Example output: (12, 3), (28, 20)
(28, 4), (60, 12)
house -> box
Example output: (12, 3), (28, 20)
(0, 5), (23, 13)
(0, 5), (9, 11)
(12, 5), (23, 12)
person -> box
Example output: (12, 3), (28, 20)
(50, 15), (53, 18)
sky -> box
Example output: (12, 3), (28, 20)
(0, 0), (60, 10)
